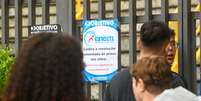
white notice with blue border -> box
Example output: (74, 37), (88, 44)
(82, 19), (119, 83)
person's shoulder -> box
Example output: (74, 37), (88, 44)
(111, 69), (131, 82)
(109, 68), (132, 87)
(105, 68), (134, 101)
(154, 87), (198, 101)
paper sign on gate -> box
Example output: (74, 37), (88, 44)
(82, 19), (119, 83)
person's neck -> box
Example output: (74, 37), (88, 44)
(141, 91), (158, 101)
(139, 48), (164, 59)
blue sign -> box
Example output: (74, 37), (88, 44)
(82, 19), (119, 83)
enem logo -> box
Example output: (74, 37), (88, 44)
(84, 31), (114, 45)
(84, 31), (96, 45)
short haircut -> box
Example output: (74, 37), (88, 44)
(140, 21), (171, 47)
(131, 56), (173, 94)
(3, 33), (84, 101)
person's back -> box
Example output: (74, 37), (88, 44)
(103, 21), (186, 101)
(3, 33), (85, 101)
(104, 69), (135, 101)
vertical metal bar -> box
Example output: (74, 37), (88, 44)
(179, 0), (196, 93)
(28, 0), (36, 37)
(99, 83), (106, 101)
(68, 0), (76, 36)
(144, 0), (152, 21)
(114, 0), (121, 71)
(98, 0), (105, 100)
(15, 0), (22, 56)
(83, 0), (90, 19)
(178, 0), (184, 75)
(83, 0), (91, 100)
(1, 0), (9, 46)
(129, 0), (137, 68)
(42, 0), (49, 24)
(56, 0), (69, 33)
(113, 0), (120, 19)
(191, 19), (197, 94)
(84, 82), (91, 101)
(75, 26), (81, 42)
(161, 0), (168, 23)
(56, 0), (76, 36)
(98, 0), (105, 19)
(200, 0), (201, 95)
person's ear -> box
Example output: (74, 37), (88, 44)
(132, 77), (136, 89)
(138, 78), (145, 92)
(137, 39), (142, 50)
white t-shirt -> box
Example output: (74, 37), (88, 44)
(154, 86), (201, 101)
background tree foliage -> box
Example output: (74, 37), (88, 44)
(0, 47), (15, 93)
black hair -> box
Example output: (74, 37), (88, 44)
(140, 21), (171, 47)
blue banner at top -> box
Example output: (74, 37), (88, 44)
(82, 18), (119, 33)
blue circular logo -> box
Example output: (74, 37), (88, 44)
(84, 31), (96, 46)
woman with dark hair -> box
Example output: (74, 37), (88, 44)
(3, 33), (85, 101)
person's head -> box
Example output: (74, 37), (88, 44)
(138, 21), (172, 57)
(3, 33), (84, 101)
(131, 56), (172, 101)
(165, 30), (177, 64)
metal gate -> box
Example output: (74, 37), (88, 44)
(0, 0), (199, 100)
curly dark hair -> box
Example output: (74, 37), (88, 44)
(3, 33), (85, 101)
(140, 21), (171, 47)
